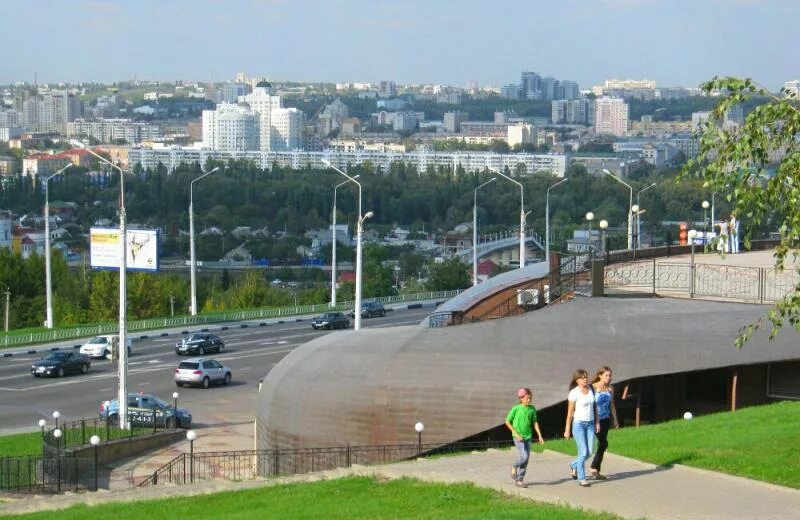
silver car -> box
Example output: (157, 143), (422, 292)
(174, 358), (232, 389)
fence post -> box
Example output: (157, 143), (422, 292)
(152, 410), (157, 434)
(81, 418), (85, 445)
(652, 259), (657, 294)
(273, 449), (279, 477)
(346, 443), (351, 467)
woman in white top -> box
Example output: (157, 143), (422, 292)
(563, 368), (599, 487)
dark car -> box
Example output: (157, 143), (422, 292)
(311, 312), (350, 330)
(349, 301), (386, 319)
(175, 333), (225, 356)
(100, 393), (192, 428)
(31, 351), (91, 378)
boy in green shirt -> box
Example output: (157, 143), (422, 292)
(505, 387), (545, 488)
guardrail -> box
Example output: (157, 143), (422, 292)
(138, 439), (514, 487)
(0, 290), (462, 349)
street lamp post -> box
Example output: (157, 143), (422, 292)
(52, 410), (60, 430)
(44, 163), (72, 329)
(53, 428), (62, 493)
(688, 229), (698, 298)
(172, 391), (179, 415)
(473, 177), (497, 286)
(545, 178), (568, 268)
(189, 167), (219, 317)
(602, 169), (634, 250)
(489, 168), (525, 268)
(331, 176), (359, 306)
(38, 419), (46, 459)
(186, 430), (196, 483)
(90, 434), (100, 491)
(414, 422), (424, 456)
(322, 160), (371, 330)
(636, 182), (656, 250)
(70, 140), (130, 429)
(702, 200), (710, 235)
(585, 212), (595, 253)
(599, 219), (608, 257)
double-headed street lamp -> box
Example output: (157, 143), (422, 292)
(489, 168), (525, 268)
(44, 163), (72, 329)
(636, 182), (656, 250)
(602, 169), (634, 250)
(70, 140), (130, 429)
(473, 177), (496, 286)
(545, 178), (569, 265)
(322, 159), (372, 330)
(331, 175), (359, 306)
(189, 166), (220, 316)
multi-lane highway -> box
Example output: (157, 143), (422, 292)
(0, 307), (432, 435)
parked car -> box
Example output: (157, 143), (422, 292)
(174, 358), (232, 388)
(349, 301), (386, 319)
(175, 333), (225, 356)
(31, 351), (91, 378)
(79, 334), (133, 359)
(99, 392), (192, 428)
(311, 312), (350, 330)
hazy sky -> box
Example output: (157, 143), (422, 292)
(3, 0), (796, 90)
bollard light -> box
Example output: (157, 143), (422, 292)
(186, 430), (197, 483)
(90, 435), (101, 491)
(688, 230), (698, 298)
(599, 220), (609, 255)
(38, 419), (47, 458)
(414, 422), (424, 456)
(683, 412), (693, 420)
(172, 391), (179, 413)
(52, 410), (60, 429)
(53, 428), (63, 493)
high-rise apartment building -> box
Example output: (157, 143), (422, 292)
(604, 79), (656, 90)
(239, 82), (304, 151)
(443, 111), (468, 133)
(379, 81), (397, 98)
(22, 90), (81, 133)
(519, 72), (579, 101)
(552, 99), (595, 125)
(594, 97), (629, 136)
(67, 118), (162, 144)
(220, 83), (251, 104)
(202, 103), (258, 151)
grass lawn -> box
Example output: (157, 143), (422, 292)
(0, 432), (42, 457)
(545, 401), (800, 488)
(0, 476), (621, 520)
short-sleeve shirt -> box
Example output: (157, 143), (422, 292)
(506, 404), (537, 440)
(568, 387), (596, 422)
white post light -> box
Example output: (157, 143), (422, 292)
(172, 391), (179, 412)
(90, 434), (101, 491)
(585, 212), (595, 252)
(186, 430), (197, 483)
(70, 140), (129, 429)
(602, 169), (634, 250)
(489, 168), (525, 268)
(331, 176), (359, 306)
(473, 178), (496, 286)
(414, 421), (424, 456)
(688, 229), (698, 298)
(44, 163), (72, 329)
(702, 200), (710, 235)
(636, 182), (656, 250)
(52, 410), (60, 429)
(322, 159), (370, 330)
(545, 178), (568, 267)
(189, 166), (219, 316)
(53, 428), (63, 492)
(599, 219), (608, 255)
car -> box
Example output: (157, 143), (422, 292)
(174, 358), (232, 388)
(311, 312), (350, 330)
(79, 334), (133, 359)
(175, 333), (225, 356)
(31, 351), (91, 377)
(349, 301), (386, 319)
(99, 392), (192, 428)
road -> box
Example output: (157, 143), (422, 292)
(0, 307), (431, 435)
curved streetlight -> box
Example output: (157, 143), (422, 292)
(473, 178), (497, 286)
(636, 182), (656, 250)
(489, 168), (525, 268)
(331, 175), (359, 306)
(70, 139), (130, 430)
(322, 159), (371, 330)
(189, 166), (220, 316)
(545, 178), (568, 266)
(601, 169), (634, 250)
(44, 163), (72, 329)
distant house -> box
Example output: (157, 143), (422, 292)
(231, 226), (252, 239)
(200, 226), (224, 236)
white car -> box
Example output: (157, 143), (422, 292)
(79, 335), (133, 359)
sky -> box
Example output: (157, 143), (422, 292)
(2, 0), (797, 90)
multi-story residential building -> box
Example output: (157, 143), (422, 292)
(67, 118), (162, 144)
(392, 112), (420, 132)
(500, 84), (520, 99)
(0, 127), (24, 142)
(201, 103), (258, 151)
(552, 99), (595, 125)
(629, 119), (692, 136)
(128, 148), (568, 177)
(604, 79), (656, 90)
(22, 90), (81, 133)
(520, 72), (541, 99)
(443, 111), (468, 133)
(460, 122), (509, 137)
(0, 108), (22, 127)
(220, 83), (251, 104)
(378, 80), (397, 98)
(507, 123), (536, 148)
(691, 111), (711, 131)
(0, 155), (18, 175)
(239, 82), (304, 151)
(784, 80), (800, 98)
(594, 97), (629, 136)
(22, 154), (71, 179)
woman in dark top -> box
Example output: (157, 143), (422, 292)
(590, 366), (619, 479)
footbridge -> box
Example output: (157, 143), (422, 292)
(453, 230), (545, 263)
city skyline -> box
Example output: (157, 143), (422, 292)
(2, 0), (797, 90)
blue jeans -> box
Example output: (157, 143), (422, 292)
(512, 438), (531, 482)
(570, 420), (595, 481)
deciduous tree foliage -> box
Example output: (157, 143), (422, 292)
(682, 77), (800, 346)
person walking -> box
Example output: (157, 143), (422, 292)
(717, 218), (730, 253)
(564, 369), (598, 487)
(590, 366), (619, 480)
(729, 213), (740, 254)
(505, 387), (544, 488)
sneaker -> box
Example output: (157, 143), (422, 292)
(515, 481), (527, 488)
(511, 466), (517, 479)
(578, 480), (591, 487)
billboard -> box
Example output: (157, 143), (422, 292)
(90, 227), (160, 271)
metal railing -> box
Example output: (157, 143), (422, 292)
(0, 454), (96, 494)
(604, 260), (799, 303)
(0, 290), (462, 349)
(138, 439), (514, 488)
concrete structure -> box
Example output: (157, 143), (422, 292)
(443, 111), (468, 133)
(201, 103), (258, 151)
(595, 97), (629, 136)
(239, 83), (303, 151)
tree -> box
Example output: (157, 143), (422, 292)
(426, 258), (470, 291)
(681, 77), (800, 346)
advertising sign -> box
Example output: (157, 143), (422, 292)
(90, 228), (159, 271)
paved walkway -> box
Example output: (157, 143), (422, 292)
(2, 427), (799, 519)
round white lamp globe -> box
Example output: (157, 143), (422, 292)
(38, 419), (46, 428)
(683, 411), (693, 420)
(53, 428), (62, 438)
(186, 430), (197, 441)
(414, 422), (424, 433)
(90, 435), (101, 446)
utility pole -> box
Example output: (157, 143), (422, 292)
(4, 289), (10, 332)
(169, 295), (175, 317)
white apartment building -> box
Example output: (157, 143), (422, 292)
(201, 103), (258, 151)
(594, 97), (629, 136)
(507, 123), (535, 148)
(128, 148), (567, 177)
(239, 83), (303, 151)
(67, 118), (162, 144)
(604, 79), (656, 90)
(22, 90), (80, 133)
(552, 99), (595, 125)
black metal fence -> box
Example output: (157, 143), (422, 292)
(138, 439), (515, 488)
(0, 454), (96, 494)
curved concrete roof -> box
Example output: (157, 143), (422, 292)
(257, 297), (800, 450)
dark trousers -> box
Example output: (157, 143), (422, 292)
(590, 417), (610, 471)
